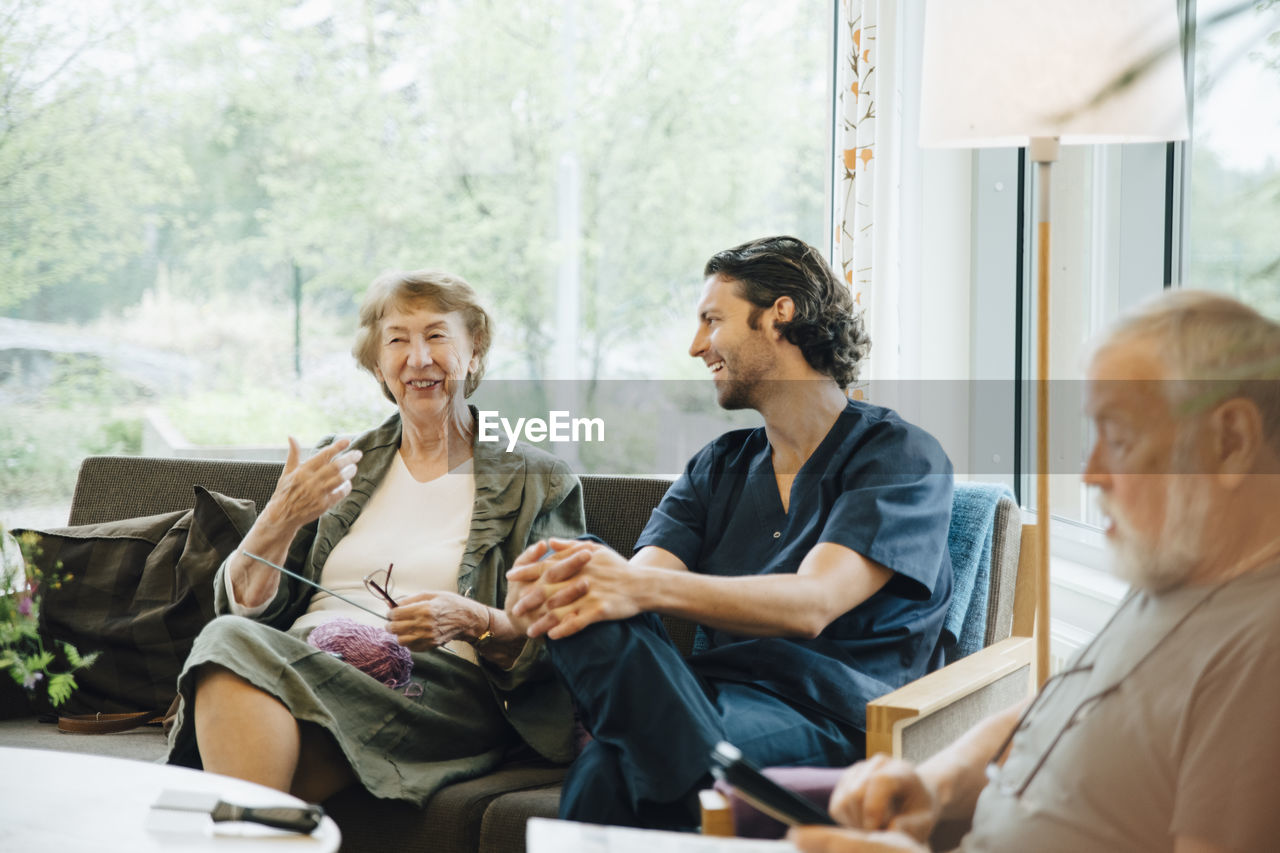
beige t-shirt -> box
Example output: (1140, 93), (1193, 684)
(962, 560), (1280, 852)
(229, 452), (478, 661)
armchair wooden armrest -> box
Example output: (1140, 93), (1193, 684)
(700, 639), (1033, 838)
(701, 506), (1036, 839)
(700, 789), (735, 837)
(867, 636), (1034, 760)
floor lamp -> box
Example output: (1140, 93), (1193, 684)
(919, 0), (1189, 686)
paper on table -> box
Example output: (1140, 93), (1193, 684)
(525, 818), (797, 853)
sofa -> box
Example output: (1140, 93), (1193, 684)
(0, 455), (687, 853)
(0, 454), (1032, 852)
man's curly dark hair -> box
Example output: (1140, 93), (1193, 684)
(703, 235), (871, 388)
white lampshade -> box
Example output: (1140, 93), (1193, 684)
(920, 0), (1190, 147)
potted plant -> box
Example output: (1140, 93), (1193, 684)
(0, 530), (98, 712)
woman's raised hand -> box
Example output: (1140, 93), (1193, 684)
(261, 437), (363, 533)
(227, 437), (361, 610)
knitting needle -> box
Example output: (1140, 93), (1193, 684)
(238, 549), (389, 621)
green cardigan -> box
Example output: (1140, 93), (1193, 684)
(212, 410), (587, 762)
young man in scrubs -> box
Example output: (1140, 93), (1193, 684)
(508, 235), (954, 830)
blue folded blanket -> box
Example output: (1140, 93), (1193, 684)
(941, 481), (1016, 661)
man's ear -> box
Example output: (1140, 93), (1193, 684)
(771, 296), (796, 336)
(1209, 398), (1264, 487)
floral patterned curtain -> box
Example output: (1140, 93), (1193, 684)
(835, 0), (901, 389)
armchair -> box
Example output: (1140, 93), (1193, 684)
(703, 486), (1037, 839)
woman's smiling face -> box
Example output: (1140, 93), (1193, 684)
(375, 303), (477, 429)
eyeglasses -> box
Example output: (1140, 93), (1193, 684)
(985, 663), (1118, 798)
(363, 563), (399, 608)
(985, 580), (1228, 800)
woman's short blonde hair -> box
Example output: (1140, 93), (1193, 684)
(352, 269), (493, 403)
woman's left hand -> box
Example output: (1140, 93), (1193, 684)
(386, 592), (488, 651)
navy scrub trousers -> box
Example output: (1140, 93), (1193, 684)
(548, 613), (863, 829)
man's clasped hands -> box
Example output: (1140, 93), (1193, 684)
(506, 539), (643, 641)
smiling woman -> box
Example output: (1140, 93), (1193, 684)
(164, 265), (589, 810)
(353, 270), (491, 464)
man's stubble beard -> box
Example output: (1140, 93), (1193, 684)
(717, 377), (762, 411)
(714, 334), (777, 412)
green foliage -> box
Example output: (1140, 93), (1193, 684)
(90, 419), (144, 457)
(0, 531), (97, 708)
(45, 673), (78, 707)
(42, 354), (154, 409)
(164, 388), (357, 447)
(0, 404), (143, 507)
(2, 0), (830, 373)
(0, 0), (829, 516)
(0, 0), (185, 318)
(61, 643), (99, 671)
(1184, 2), (1280, 315)
(1186, 148), (1280, 316)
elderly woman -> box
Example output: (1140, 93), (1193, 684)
(166, 270), (584, 806)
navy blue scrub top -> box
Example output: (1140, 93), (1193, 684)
(635, 398), (954, 731)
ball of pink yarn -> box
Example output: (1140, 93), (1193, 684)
(308, 617), (414, 689)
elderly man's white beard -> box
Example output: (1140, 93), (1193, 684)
(1101, 472), (1212, 593)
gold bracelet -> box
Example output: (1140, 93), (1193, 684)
(474, 607), (495, 646)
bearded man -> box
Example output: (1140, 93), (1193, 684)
(507, 235), (955, 830)
(791, 290), (1280, 853)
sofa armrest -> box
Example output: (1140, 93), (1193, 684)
(867, 637), (1033, 761)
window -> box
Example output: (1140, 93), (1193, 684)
(1183, 0), (1280, 312)
(967, 0), (1280, 652)
(0, 1), (835, 529)
(985, 2), (1280, 536)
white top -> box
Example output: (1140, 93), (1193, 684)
(228, 452), (478, 662)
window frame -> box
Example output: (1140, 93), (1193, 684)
(962, 0), (1254, 643)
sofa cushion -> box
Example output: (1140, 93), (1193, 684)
(16, 486), (256, 715)
(323, 760), (566, 853)
(480, 785), (563, 853)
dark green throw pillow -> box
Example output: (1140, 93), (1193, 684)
(17, 487), (257, 716)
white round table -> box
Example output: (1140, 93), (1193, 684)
(0, 747), (341, 853)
